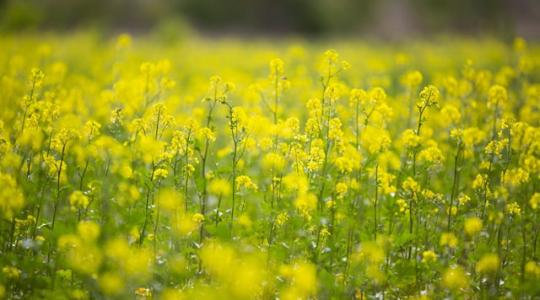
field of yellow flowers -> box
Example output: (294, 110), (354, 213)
(1, 33), (540, 299)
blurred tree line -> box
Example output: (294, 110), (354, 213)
(0, 0), (538, 38)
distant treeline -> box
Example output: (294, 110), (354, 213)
(0, 0), (538, 37)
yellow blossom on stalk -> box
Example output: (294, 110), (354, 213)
(262, 152), (286, 171)
(136, 135), (165, 164)
(200, 242), (265, 298)
(116, 33), (132, 48)
(472, 174), (487, 190)
(268, 58), (290, 95)
(377, 170), (396, 195)
(530, 193), (540, 210)
(319, 49), (349, 77)
(135, 287), (152, 298)
(401, 70), (423, 88)
(361, 126), (391, 154)
(57, 223), (102, 275)
(335, 182), (348, 199)
(475, 253), (499, 274)
(458, 193), (471, 206)
(357, 241), (385, 264)
(464, 217), (482, 236)
(275, 211), (289, 227)
(0, 173), (24, 219)
(2, 266), (21, 279)
(442, 266), (469, 290)
(208, 178), (231, 197)
(237, 214), (252, 227)
(78, 221), (101, 242)
(525, 261), (540, 278)
(502, 168), (529, 187)
(154, 168), (169, 179)
(401, 129), (422, 149)
(306, 141), (325, 171)
(326, 200), (336, 209)
(328, 117), (343, 140)
(349, 88), (367, 107)
(440, 232), (458, 248)
(417, 85), (440, 108)
(402, 177), (420, 194)
(99, 272), (124, 296)
(105, 237), (153, 279)
(396, 199), (408, 213)
(369, 87), (387, 103)
(295, 192), (317, 218)
(198, 127), (216, 142)
(320, 226), (331, 237)
(440, 104), (461, 126)
(505, 202), (521, 216)
(236, 175), (258, 191)
(422, 250), (437, 263)
(192, 213), (205, 224)
(334, 156), (354, 174)
(484, 139), (508, 158)
(280, 261), (318, 300)
(157, 188), (182, 213)
(488, 85), (508, 107)
(69, 190), (89, 211)
(418, 140), (444, 166)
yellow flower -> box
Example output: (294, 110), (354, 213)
(236, 175), (258, 191)
(442, 265), (469, 290)
(0, 173), (25, 220)
(135, 287), (152, 298)
(464, 217), (482, 236)
(279, 261), (318, 299)
(295, 193), (317, 218)
(440, 232), (458, 248)
(401, 70), (423, 88)
(78, 221), (101, 242)
(418, 85), (440, 108)
(525, 261), (540, 277)
(472, 174), (487, 190)
(2, 266), (21, 279)
(475, 253), (499, 274)
(262, 152), (286, 171)
(402, 177), (420, 194)
(154, 168), (169, 179)
(530, 193), (540, 210)
(69, 191), (89, 211)
(506, 202), (521, 216)
(401, 129), (422, 149)
(208, 178), (231, 197)
(488, 85), (508, 107)
(422, 250), (437, 263)
(396, 199), (408, 213)
(275, 212), (289, 226)
(335, 182), (348, 199)
(458, 194), (471, 206)
(192, 213), (205, 224)
(116, 33), (132, 49)
(99, 272), (124, 296)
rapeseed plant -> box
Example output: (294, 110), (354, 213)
(0, 33), (539, 299)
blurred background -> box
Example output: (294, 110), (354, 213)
(0, 0), (539, 39)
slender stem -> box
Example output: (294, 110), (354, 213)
(374, 164), (379, 239)
(51, 143), (67, 231)
(447, 141), (462, 230)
